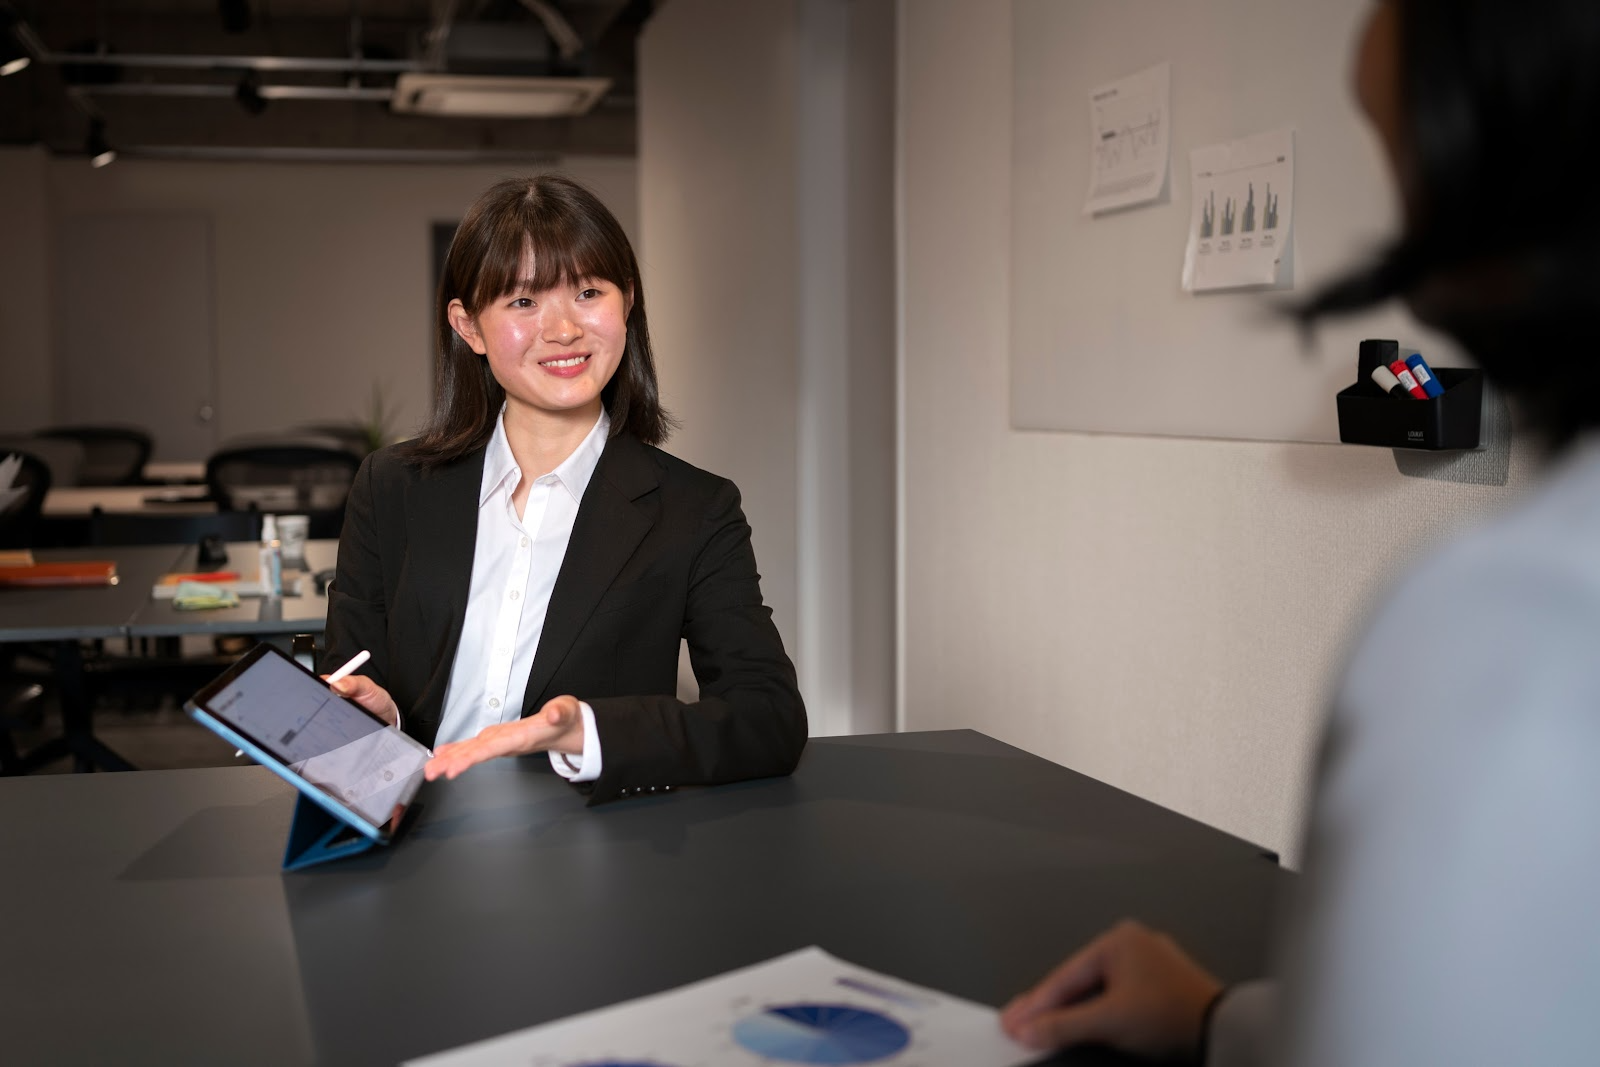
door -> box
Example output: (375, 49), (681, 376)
(54, 214), (217, 461)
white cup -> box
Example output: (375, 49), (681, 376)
(276, 514), (310, 569)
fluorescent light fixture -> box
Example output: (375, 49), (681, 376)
(390, 73), (610, 119)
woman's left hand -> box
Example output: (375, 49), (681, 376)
(423, 695), (585, 781)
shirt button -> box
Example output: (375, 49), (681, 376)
(509, 590), (520, 600)
(519, 536), (529, 548)
(488, 697), (501, 709)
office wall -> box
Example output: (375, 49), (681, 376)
(899, 0), (1535, 866)
(639, 0), (896, 735)
(32, 155), (635, 452)
(0, 147), (53, 432)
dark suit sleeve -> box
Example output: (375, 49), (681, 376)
(319, 454), (391, 691)
(583, 479), (806, 803)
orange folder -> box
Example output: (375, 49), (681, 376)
(0, 561), (120, 588)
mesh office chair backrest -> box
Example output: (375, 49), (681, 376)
(0, 435), (84, 490)
(206, 437), (362, 516)
(37, 426), (153, 487)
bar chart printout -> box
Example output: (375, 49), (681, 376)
(1183, 127), (1296, 292)
(405, 947), (1033, 1067)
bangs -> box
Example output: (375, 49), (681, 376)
(462, 193), (633, 311)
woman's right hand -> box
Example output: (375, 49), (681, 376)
(325, 673), (400, 728)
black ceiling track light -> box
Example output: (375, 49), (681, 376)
(86, 118), (116, 167)
(235, 69), (266, 115)
(1, 6), (31, 76)
(218, 0), (252, 35)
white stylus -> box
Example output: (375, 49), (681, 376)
(325, 649), (371, 686)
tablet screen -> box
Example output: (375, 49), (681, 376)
(191, 645), (429, 835)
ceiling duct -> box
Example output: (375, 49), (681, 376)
(394, 16), (611, 120)
(391, 72), (610, 118)
(437, 21), (554, 76)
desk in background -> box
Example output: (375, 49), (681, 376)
(126, 539), (337, 639)
(42, 486), (216, 518)
(0, 544), (186, 771)
(0, 540), (338, 772)
(0, 730), (1288, 1065)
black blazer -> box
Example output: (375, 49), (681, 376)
(321, 432), (807, 804)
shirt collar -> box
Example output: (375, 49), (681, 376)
(480, 406), (611, 507)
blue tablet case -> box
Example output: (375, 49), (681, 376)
(282, 793), (383, 871)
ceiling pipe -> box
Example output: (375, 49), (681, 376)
(39, 52), (421, 74)
(70, 82), (395, 102)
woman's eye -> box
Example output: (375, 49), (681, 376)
(511, 297), (534, 308)
(580, 288), (601, 299)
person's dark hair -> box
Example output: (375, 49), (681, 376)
(406, 175), (673, 466)
(1300, 0), (1600, 446)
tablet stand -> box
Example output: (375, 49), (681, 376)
(282, 794), (381, 871)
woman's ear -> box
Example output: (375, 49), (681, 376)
(624, 283), (635, 318)
(447, 298), (488, 355)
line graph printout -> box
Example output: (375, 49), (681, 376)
(1084, 62), (1171, 215)
(405, 947), (1033, 1067)
(1183, 127), (1296, 292)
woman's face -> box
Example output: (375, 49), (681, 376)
(450, 255), (631, 429)
(1354, 0), (1407, 199)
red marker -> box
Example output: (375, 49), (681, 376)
(1389, 359), (1429, 399)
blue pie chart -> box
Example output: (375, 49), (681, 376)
(731, 1003), (911, 1064)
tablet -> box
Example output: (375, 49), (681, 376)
(186, 643), (430, 844)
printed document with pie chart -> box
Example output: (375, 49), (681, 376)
(405, 947), (1034, 1067)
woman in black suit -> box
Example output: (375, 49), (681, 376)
(321, 176), (806, 805)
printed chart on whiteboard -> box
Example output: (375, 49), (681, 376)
(1083, 62), (1171, 215)
(405, 947), (1033, 1067)
(1183, 127), (1295, 292)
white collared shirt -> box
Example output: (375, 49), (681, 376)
(435, 408), (608, 782)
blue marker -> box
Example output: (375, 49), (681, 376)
(1406, 353), (1445, 398)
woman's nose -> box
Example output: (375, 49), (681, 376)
(543, 314), (580, 344)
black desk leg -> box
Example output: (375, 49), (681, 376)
(14, 642), (136, 774)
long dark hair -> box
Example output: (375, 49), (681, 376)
(406, 175), (674, 467)
(1301, 0), (1600, 445)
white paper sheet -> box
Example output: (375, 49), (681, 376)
(1183, 128), (1295, 291)
(1084, 63), (1171, 215)
(407, 947), (1035, 1067)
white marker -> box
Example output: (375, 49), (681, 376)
(325, 649), (372, 686)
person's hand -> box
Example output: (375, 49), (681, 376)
(326, 673), (400, 727)
(424, 695), (585, 781)
(1000, 920), (1223, 1059)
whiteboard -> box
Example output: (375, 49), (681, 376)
(1010, 0), (1459, 443)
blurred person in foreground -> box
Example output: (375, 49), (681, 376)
(1003, 1), (1600, 1063)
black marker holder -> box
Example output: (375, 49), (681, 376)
(1336, 365), (1484, 451)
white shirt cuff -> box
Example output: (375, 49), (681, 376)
(548, 701), (601, 783)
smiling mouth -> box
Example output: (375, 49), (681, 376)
(539, 354), (591, 368)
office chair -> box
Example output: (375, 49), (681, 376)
(205, 437), (361, 538)
(0, 450), (52, 550)
(37, 426), (154, 487)
(0, 435), (83, 491)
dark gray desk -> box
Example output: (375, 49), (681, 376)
(126, 539), (337, 638)
(0, 545), (188, 771)
(0, 730), (1288, 1065)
